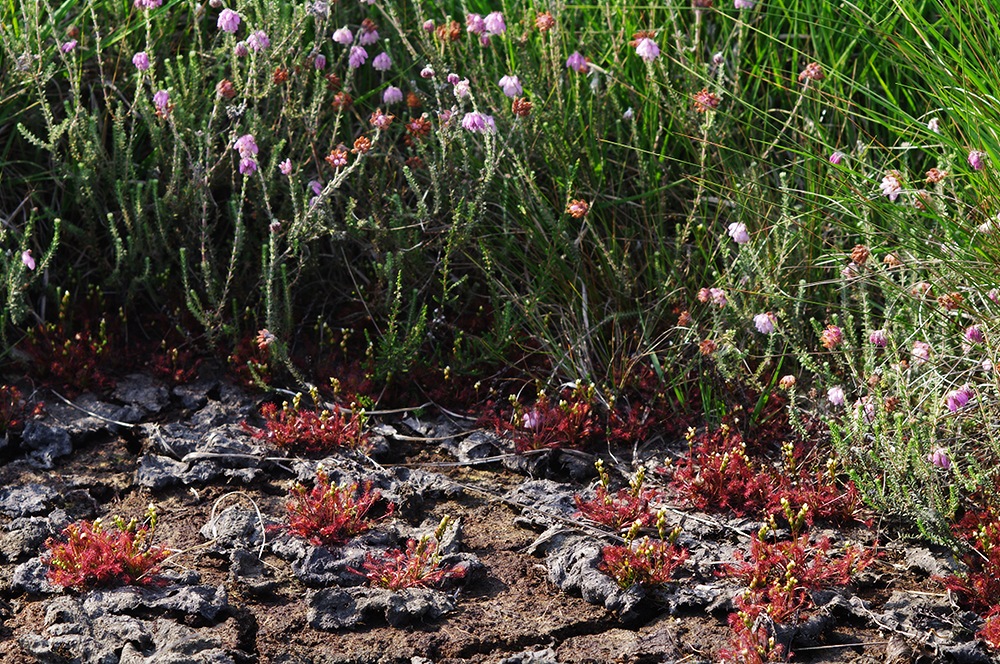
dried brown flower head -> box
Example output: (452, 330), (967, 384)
(566, 199), (590, 218)
(331, 91), (352, 110)
(216, 78), (236, 99)
(512, 97), (533, 117)
(352, 136), (372, 154)
(535, 11), (555, 31)
(925, 168), (947, 183)
(798, 62), (825, 83)
(693, 88), (720, 113)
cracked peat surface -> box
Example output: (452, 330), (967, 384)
(0, 368), (988, 663)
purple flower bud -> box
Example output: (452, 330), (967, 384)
(422, 19), (435, 32)
(279, 158), (292, 175)
(453, 79), (470, 99)
(912, 341), (931, 365)
(314, 54), (327, 69)
(447, 73), (460, 85)
(945, 386), (972, 412)
(234, 41), (248, 57)
(239, 157), (258, 175)
(498, 74), (522, 97)
(247, 30), (270, 51)
(522, 410), (542, 429)
(969, 150), (986, 171)
(484, 11), (506, 35)
(332, 26), (354, 45)
(153, 89), (170, 115)
(420, 65), (435, 78)
(927, 447), (951, 470)
(869, 329), (888, 347)
(132, 51), (150, 71)
(348, 45), (368, 69)
(566, 51), (589, 73)
(727, 222), (750, 244)
(754, 312), (776, 334)
(827, 386), (845, 406)
(461, 111), (496, 133)
(217, 8), (241, 33)
(21, 250), (35, 271)
(61, 40), (77, 53)
(734, 0), (755, 8)
(829, 150), (845, 165)
(372, 52), (391, 71)
(965, 325), (985, 344)
(359, 27), (379, 45)
(382, 86), (403, 105)
(233, 134), (258, 158)
(466, 13), (486, 35)
(634, 37), (660, 62)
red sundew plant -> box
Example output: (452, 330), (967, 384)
(21, 292), (115, 394)
(600, 535), (688, 589)
(979, 608), (1000, 650)
(0, 385), (44, 435)
(575, 461), (659, 530)
(499, 383), (604, 453)
(44, 508), (169, 591)
(669, 425), (772, 515)
(722, 503), (876, 625)
(718, 611), (787, 664)
(941, 510), (1000, 615)
(149, 345), (202, 385)
(355, 518), (464, 590)
(244, 393), (369, 456)
(669, 423), (865, 525)
(284, 468), (392, 547)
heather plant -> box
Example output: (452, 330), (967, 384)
(7, 0), (1000, 551)
(44, 505), (169, 591)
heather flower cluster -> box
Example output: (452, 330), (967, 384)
(233, 133), (259, 175)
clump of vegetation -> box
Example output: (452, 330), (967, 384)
(355, 517), (464, 590)
(575, 460), (659, 531)
(283, 467), (392, 547)
(599, 516), (688, 590)
(244, 392), (369, 456)
(44, 507), (169, 591)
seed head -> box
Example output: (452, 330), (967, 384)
(693, 88), (720, 113)
(535, 12), (555, 31)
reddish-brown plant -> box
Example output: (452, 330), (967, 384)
(723, 507), (876, 625)
(0, 385), (44, 434)
(669, 424), (865, 524)
(357, 536), (464, 590)
(575, 462), (659, 530)
(600, 536), (688, 589)
(942, 510), (1000, 615)
(44, 512), (169, 591)
(244, 398), (368, 455)
(979, 608), (1000, 650)
(498, 384), (603, 453)
(718, 609), (787, 664)
(284, 469), (392, 547)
